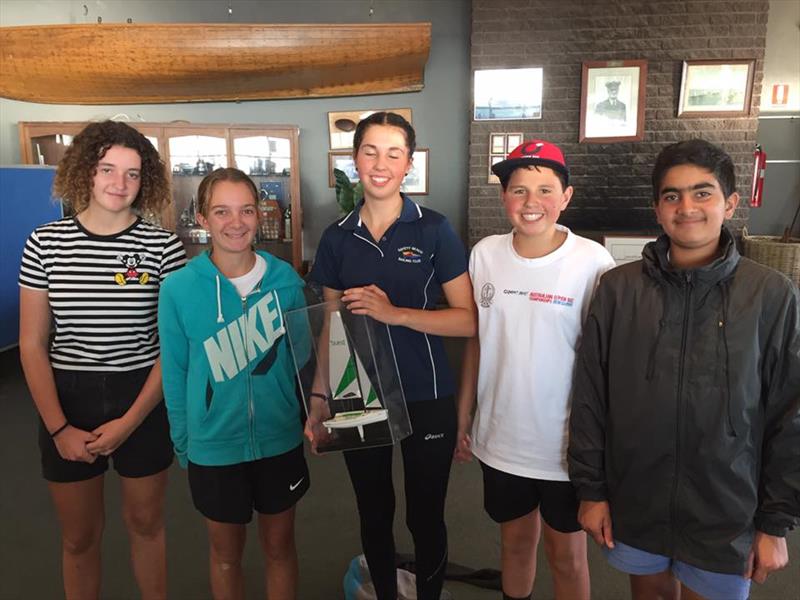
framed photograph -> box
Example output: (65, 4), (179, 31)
(401, 148), (429, 195)
(678, 59), (755, 117)
(491, 134), (506, 154)
(474, 67), (543, 120)
(488, 155), (504, 184)
(602, 235), (657, 265)
(328, 151), (358, 187)
(487, 132), (523, 184)
(580, 60), (647, 143)
(506, 133), (523, 149)
(327, 108), (413, 150)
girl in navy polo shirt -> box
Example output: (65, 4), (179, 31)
(309, 111), (476, 600)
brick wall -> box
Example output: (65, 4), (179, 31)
(469, 0), (768, 245)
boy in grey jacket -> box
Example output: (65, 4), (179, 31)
(568, 139), (800, 600)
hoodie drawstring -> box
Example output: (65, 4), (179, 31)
(215, 274), (224, 323)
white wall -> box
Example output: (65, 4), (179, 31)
(0, 0), (471, 259)
(750, 0), (800, 235)
(760, 0), (800, 112)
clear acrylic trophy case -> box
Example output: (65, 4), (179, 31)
(284, 300), (412, 453)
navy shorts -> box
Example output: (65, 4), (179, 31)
(40, 367), (173, 483)
(480, 461), (581, 533)
(188, 443), (309, 524)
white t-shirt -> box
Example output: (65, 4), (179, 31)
(228, 254), (267, 297)
(470, 226), (615, 480)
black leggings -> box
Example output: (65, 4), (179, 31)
(344, 397), (457, 600)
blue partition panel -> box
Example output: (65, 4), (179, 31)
(0, 167), (61, 350)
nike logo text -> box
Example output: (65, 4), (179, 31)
(289, 477), (304, 491)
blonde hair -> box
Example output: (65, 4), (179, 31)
(196, 168), (259, 216)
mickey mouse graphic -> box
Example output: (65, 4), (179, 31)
(115, 253), (150, 286)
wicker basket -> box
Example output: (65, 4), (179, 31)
(742, 228), (800, 286)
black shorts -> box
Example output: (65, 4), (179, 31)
(40, 367), (173, 483)
(188, 443), (309, 524)
(480, 461), (581, 533)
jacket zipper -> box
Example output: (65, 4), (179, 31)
(242, 295), (257, 459)
(669, 272), (692, 555)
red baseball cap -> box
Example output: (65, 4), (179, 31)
(491, 139), (569, 185)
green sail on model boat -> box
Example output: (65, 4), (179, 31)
(324, 310), (389, 441)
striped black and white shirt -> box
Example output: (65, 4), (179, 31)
(19, 217), (187, 372)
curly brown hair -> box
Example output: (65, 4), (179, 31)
(53, 121), (170, 215)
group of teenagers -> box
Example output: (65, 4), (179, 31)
(17, 112), (799, 600)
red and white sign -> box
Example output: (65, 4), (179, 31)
(771, 84), (789, 106)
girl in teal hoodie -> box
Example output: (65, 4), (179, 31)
(158, 168), (307, 600)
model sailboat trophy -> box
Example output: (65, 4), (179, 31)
(284, 300), (412, 453)
(325, 310), (389, 440)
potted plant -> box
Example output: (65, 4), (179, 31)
(333, 168), (362, 216)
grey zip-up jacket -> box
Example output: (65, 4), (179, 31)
(568, 227), (800, 575)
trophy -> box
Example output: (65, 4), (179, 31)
(284, 300), (411, 453)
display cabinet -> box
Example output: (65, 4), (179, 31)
(18, 121), (303, 270)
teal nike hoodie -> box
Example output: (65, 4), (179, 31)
(158, 250), (307, 467)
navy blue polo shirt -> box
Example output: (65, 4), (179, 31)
(311, 194), (467, 402)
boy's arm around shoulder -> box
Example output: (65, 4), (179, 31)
(157, 275), (191, 468)
(755, 279), (800, 537)
(568, 270), (616, 501)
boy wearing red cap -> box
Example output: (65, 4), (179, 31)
(456, 140), (615, 600)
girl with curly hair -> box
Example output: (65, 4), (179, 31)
(18, 120), (186, 599)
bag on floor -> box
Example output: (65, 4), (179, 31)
(343, 554), (451, 600)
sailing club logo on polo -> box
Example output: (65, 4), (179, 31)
(397, 246), (424, 264)
(203, 292), (285, 382)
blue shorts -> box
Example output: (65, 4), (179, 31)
(603, 541), (751, 600)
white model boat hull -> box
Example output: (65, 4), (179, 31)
(323, 409), (389, 441)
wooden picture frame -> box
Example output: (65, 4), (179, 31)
(328, 150), (358, 187)
(327, 108), (413, 150)
(402, 148), (429, 195)
(678, 59), (755, 117)
(580, 60), (647, 143)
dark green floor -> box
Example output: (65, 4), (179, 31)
(1, 346), (797, 599)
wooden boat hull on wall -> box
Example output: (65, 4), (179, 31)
(0, 23), (431, 104)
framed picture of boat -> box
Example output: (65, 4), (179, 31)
(678, 59), (755, 117)
(284, 300), (412, 453)
(327, 108), (413, 150)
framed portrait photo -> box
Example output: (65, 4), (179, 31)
(474, 67), (543, 120)
(401, 148), (429, 195)
(678, 59), (755, 117)
(328, 151), (358, 187)
(327, 108), (413, 150)
(580, 60), (647, 143)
